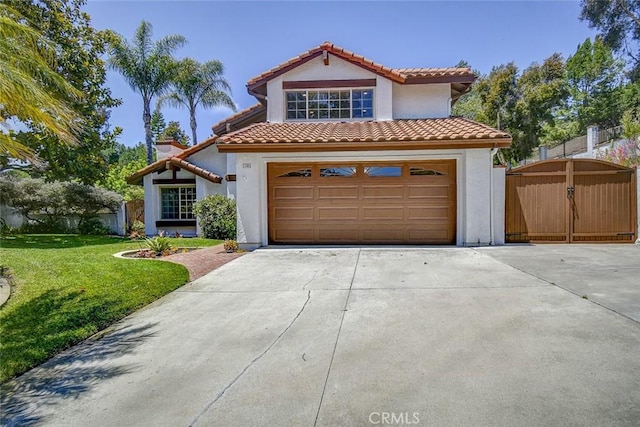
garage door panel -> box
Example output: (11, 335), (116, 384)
(273, 186), (314, 200)
(362, 206), (404, 220)
(361, 228), (405, 242)
(268, 161), (456, 245)
(408, 228), (450, 242)
(317, 186), (358, 199)
(273, 207), (314, 221)
(407, 206), (450, 220)
(407, 185), (451, 199)
(317, 207), (359, 220)
(361, 185), (404, 199)
(317, 228), (360, 242)
(272, 227), (315, 242)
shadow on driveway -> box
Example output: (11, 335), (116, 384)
(1, 323), (157, 426)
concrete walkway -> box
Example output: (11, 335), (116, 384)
(2, 246), (639, 426)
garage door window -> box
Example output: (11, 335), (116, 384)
(364, 166), (402, 177)
(277, 168), (312, 178)
(410, 167), (445, 176)
(320, 166), (356, 177)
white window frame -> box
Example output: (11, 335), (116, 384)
(284, 87), (375, 121)
(159, 186), (196, 220)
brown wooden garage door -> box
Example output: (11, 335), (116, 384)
(268, 161), (456, 244)
(506, 159), (637, 243)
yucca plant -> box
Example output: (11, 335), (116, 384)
(145, 236), (174, 255)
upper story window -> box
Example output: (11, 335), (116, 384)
(286, 89), (374, 120)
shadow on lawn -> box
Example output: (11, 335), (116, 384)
(1, 323), (157, 426)
(0, 234), (127, 250)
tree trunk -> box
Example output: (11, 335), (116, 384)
(143, 98), (153, 164)
(190, 107), (197, 145)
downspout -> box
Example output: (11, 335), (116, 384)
(489, 146), (499, 245)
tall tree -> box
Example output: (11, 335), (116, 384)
(451, 60), (483, 120)
(150, 108), (166, 143)
(108, 21), (186, 164)
(160, 121), (190, 146)
(580, 0), (640, 80)
(2, 0), (120, 184)
(566, 37), (625, 131)
(512, 54), (569, 159)
(158, 58), (235, 144)
(0, 3), (80, 160)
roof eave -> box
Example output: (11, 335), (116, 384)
(216, 138), (512, 153)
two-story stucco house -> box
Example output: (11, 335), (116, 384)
(128, 42), (512, 248)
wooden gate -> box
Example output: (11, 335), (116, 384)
(506, 159), (637, 243)
(125, 199), (145, 230)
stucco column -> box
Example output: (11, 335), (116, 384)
(235, 153), (263, 249)
(464, 149), (492, 246)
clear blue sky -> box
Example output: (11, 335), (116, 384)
(85, 0), (597, 146)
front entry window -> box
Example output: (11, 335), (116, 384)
(161, 187), (195, 219)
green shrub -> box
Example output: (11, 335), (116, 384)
(77, 217), (110, 235)
(0, 177), (123, 234)
(193, 195), (237, 240)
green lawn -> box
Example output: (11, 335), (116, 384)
(0, 234), (220, 382)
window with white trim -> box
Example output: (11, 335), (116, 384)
(161, 187), (195, 220)
(286, 89), (374, 120)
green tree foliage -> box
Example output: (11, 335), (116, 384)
(3, 0), (121, 185)
(108, 21), (187, 164)
(0, 4), (81, 161)
(511, 54), (569, 159)
(461, 56), (569, 162)
(565, 37), (625, 131)
(580, 0), (640, 80)
(0, 176), (122, 232)
(160, 121), (190, 146)
(193, 195), (237, 240)
(158, 58), (235, 144)
(100, 142), (146, 201)
(451, 60), (482, 120)
(150, 108), (166, 142)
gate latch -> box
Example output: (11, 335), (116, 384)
(567, 186), (575, 199)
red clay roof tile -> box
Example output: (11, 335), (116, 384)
(216, 118), (510, 146)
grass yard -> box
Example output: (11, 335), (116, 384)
(0, 234), (220, 382)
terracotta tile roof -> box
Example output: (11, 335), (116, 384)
(394, 67), (475, 79)
(247, 42), (475, 91)
(211, 103), (266, 136)
(126, 155), (222, 185)
(216, 118), (511, 148)
(171, 158), (223, 184)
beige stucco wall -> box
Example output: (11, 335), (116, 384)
(265, 54), (448, 123)
(392, 83), (450, 119)
(234, 148), (497, 249)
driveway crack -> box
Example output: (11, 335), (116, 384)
(189, 290), (312, 426)
(313, 248), (361, 426)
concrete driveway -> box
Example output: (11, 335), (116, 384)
(2, 245), (640, 426)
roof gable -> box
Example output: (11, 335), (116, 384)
(246, 41), (476, 99)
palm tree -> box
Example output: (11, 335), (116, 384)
(0, 4), (81, 161)
(108, 21), (186, 164)
(158, 58), (235, 144)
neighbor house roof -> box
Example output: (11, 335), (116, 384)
(211, 103), (267, 136)
(246, 42), (476, 101)
(126, 149), (223, 185)
(216, 117), (511, 152)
